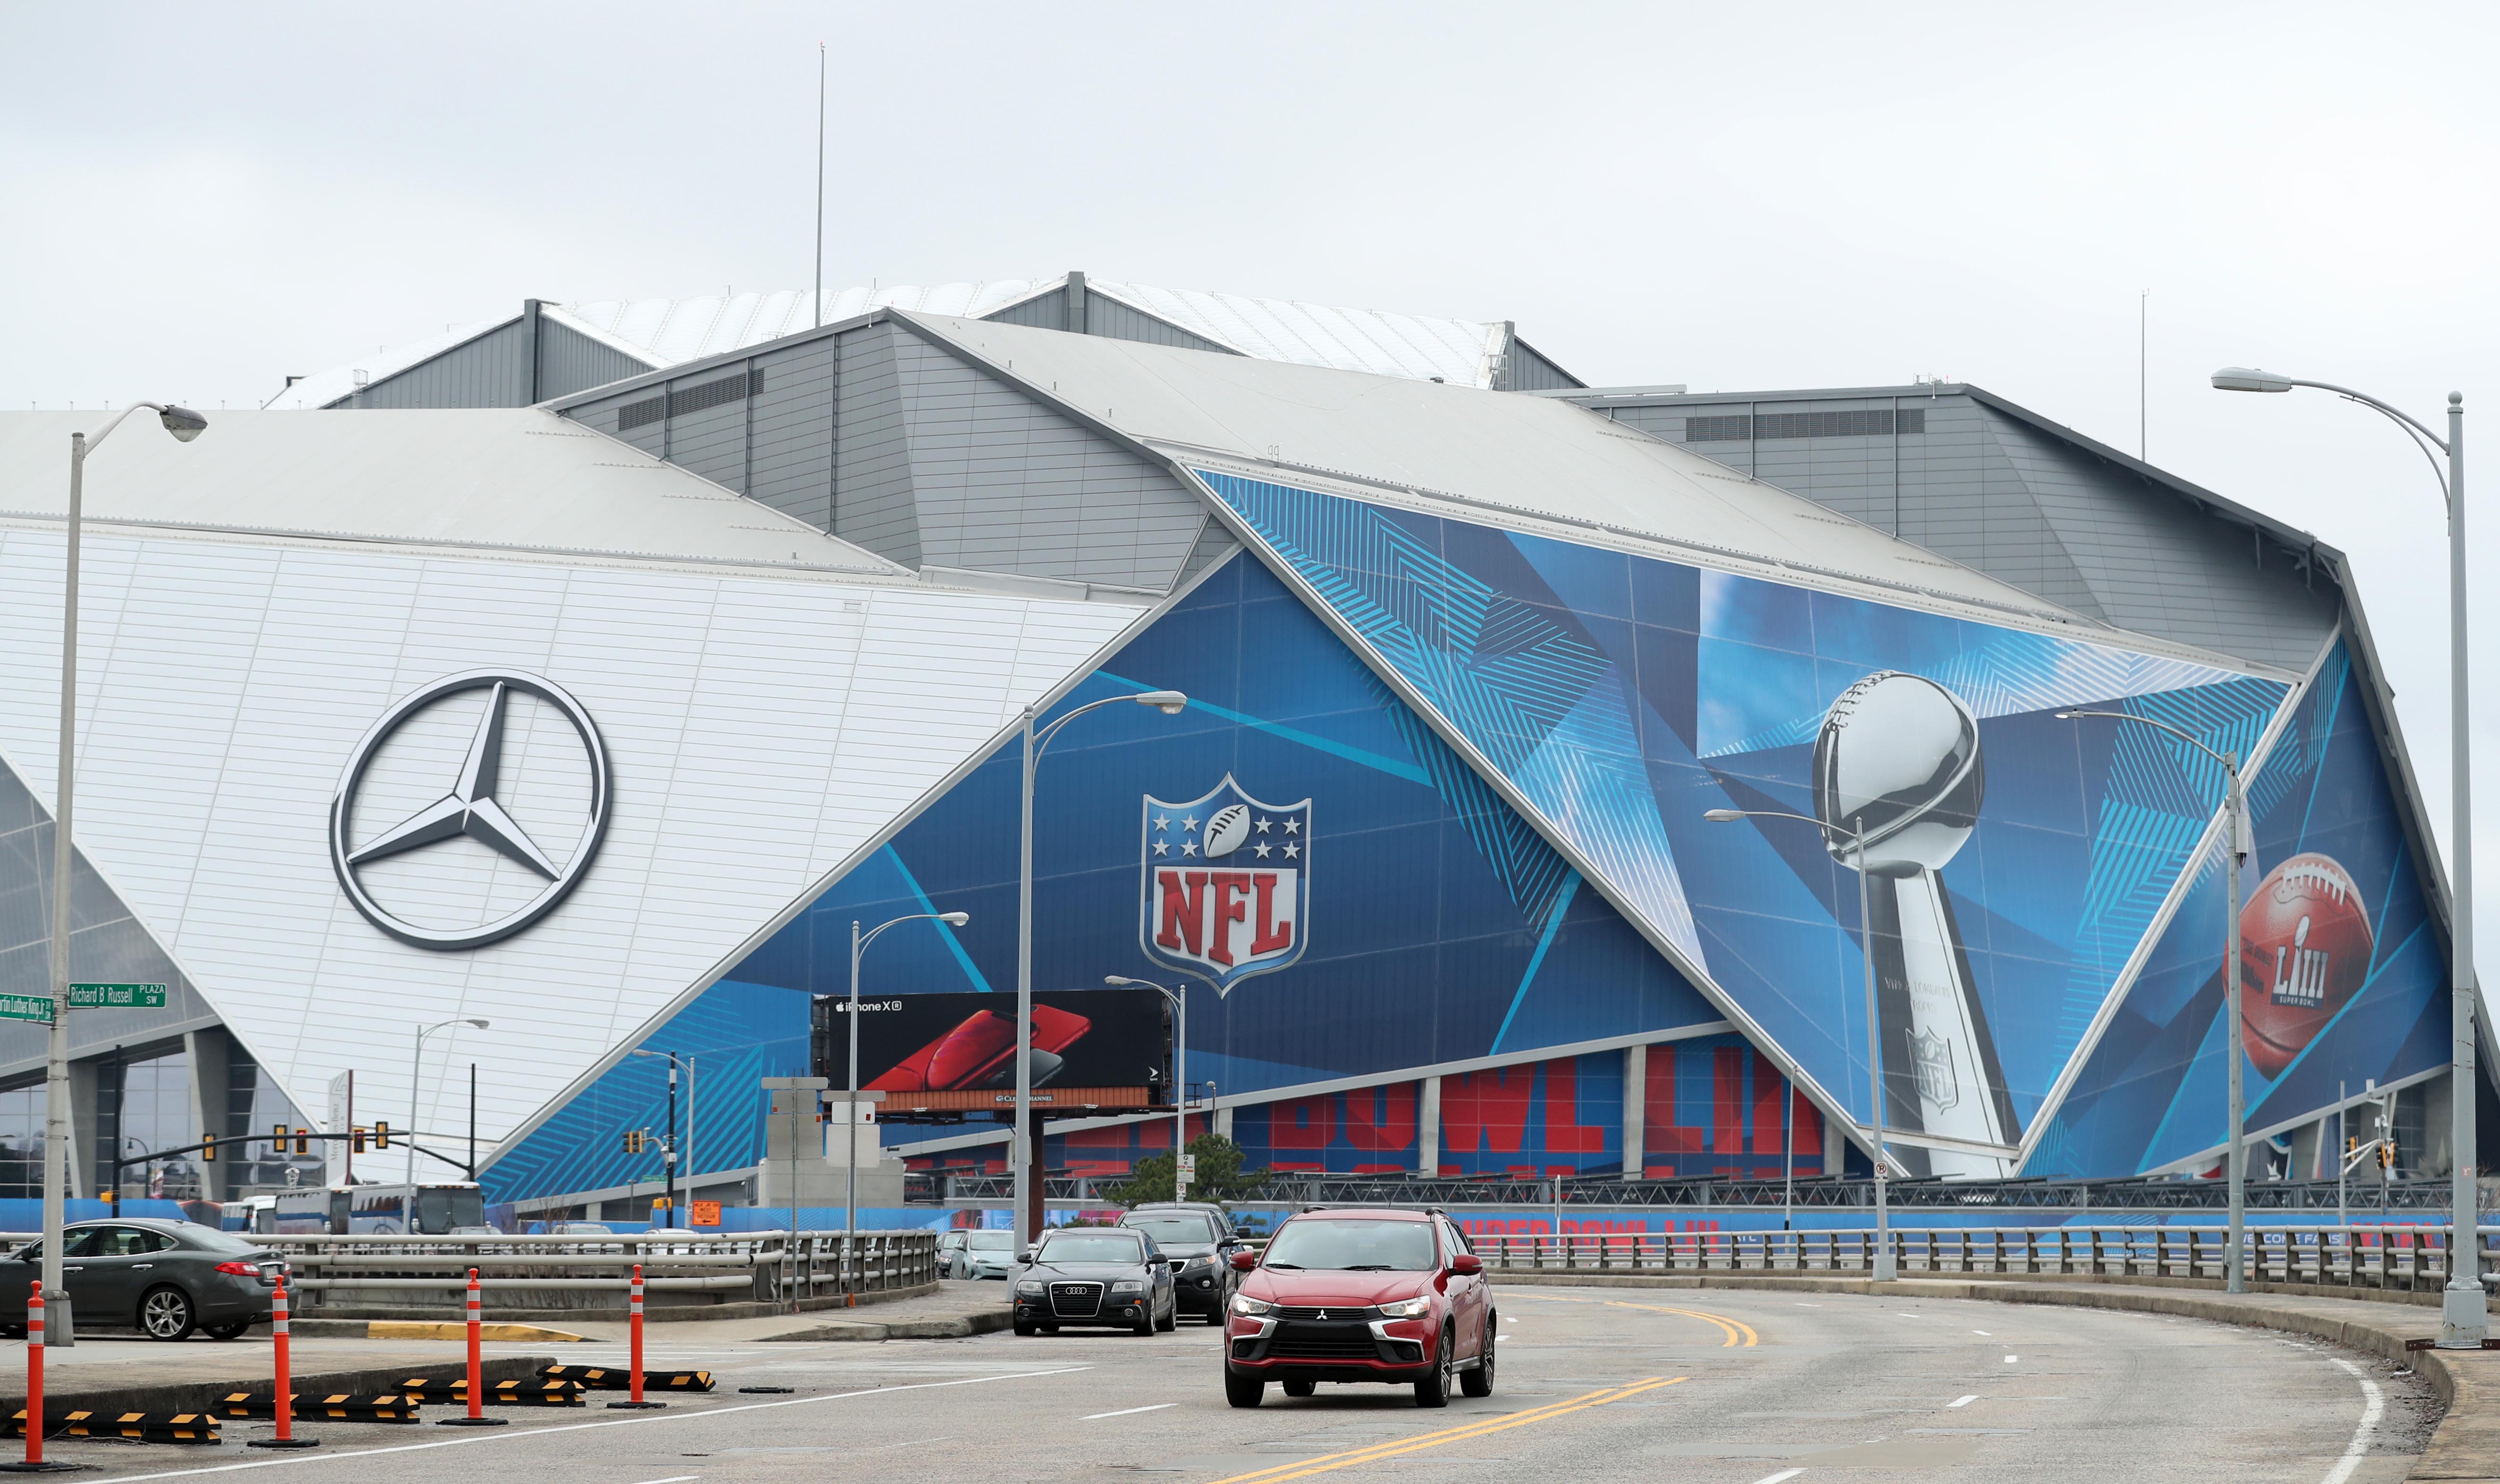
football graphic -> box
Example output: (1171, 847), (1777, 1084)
(1203, 803), (1252, 858)
(2238, 851), (2374, 1077)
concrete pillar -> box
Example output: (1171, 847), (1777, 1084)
(1213, 1103), (1233, 1140)
(184, 1028), (233, 1202)
(1622, 1045), (1646, 1179)
(1823, 1101), (1846, 1176)
(67, 1057), (99, 1199)
(1417, 1077), (1442, 1177)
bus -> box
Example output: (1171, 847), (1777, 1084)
(243, 1182), (488, 1235)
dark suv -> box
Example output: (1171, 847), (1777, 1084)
(1117, 1203), (1243, 1323)
(1222, 1207), (1493, 1409)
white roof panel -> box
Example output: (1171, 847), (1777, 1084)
(0, 409), (900, 576)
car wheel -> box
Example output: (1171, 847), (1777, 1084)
(204, 1320), (252, 1342)
(1132, 1305), (1155, 1336)
(140, 1285), (197, 1342)
(1282, 1379), (1316, 1398)
(1224, 1368), (1265, 1409)
(1413, 1327), (1452, 1408)
(1155, 1298), (1175, 1333)
(1460, 1311), (1496, 1397)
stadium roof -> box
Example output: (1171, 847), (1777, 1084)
(0, 409), (902, 577)
(280, 276), (1549, 412)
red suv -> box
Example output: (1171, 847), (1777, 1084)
(1222, 1207), (1493, 1409)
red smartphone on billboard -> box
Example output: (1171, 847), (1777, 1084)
(869, 1004), (1093, 1092)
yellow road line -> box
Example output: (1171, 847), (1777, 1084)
(1201, 1376), (1683, 1484)
(1604, 1302), (1760, 1348)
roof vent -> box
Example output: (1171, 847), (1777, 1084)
(1684, 408), (1925, 442)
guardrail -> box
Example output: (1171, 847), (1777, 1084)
(931, 1172), (2469, 1211)
(1477, 1225), (2487, 1292)
(246, 1231), (938, 1312)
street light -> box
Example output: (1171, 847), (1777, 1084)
(1703, 805), (1898, 1281)
(848, 912), (969, 1266)
(43, 402), (206, 1344)
(1105, 976), (1200, 1201)
(2212, 367), (2481, 1344)
(408, 1019), (489, 1191)
(2057, 708), (2253, 1293)
(1014, 688), (1187, 1243)
(628, 1049), (684, 1228)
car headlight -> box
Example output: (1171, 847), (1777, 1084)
(1376, 1297), (1432, 1318)
(1016, 1282), (1045, 1297)
(1110, 1280), (1144, 1294)
(1230, 1293), (1275, 1316)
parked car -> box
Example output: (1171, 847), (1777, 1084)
(1117, 1204), (1243, 1323)
(0, 1219), (284, 1341)
(937, 1229), (969, 1274)
(954, 1229), (1021, 1280)
(1221, 1207), (1492, 1409)
(1012, 1227), (1177, 1336)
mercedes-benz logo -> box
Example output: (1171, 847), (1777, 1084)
(329, 669), (611, 950)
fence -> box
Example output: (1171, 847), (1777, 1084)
(1477, 1225), (2488, 1293)
(247, 1230), (938, 1312)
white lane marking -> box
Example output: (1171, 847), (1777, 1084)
(84, 1366), (1095, 1482)
(1972, 1329), (1990, 1335)
(1897, 1312), (1922, 1319)
(1794, 1302), (1820, 1307)
(2004, 1355), (2017, 1363)
(1082, 1403), (1177, 1420)
(628, 1478), (700, 1483)
(1949, 1395), (1978, 1409)
(2321, 1356), (2385, 1484)
(1749, 1470), (1807, 1484)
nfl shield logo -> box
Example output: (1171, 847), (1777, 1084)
(1139, 775), (1311, 996)
(1908, 1028), (1960, 1111)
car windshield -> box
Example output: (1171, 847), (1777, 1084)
(1035, 1233), (1145, 1264)
(1262, 1218), (1437, 1271)
(1123, 1214), (1217, 1247)
(967, 1231), (1015, 1252)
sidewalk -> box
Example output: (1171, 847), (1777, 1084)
(0, 1332), (554, 1422)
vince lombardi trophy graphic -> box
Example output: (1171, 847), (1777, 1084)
(1814, 671), (2017, 1177)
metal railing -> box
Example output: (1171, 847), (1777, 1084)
(929, 1171), (2467, 1212)
(1478, 1225), (2485, 1293)
(250, 1230), (938, 1311)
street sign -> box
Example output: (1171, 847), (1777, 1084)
(0, 995), (52, 1025)
(67, 983), (167, 1009)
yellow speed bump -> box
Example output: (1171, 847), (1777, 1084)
(367, 1320), (587, 1343)
(1203, 1376), (1683, 1484)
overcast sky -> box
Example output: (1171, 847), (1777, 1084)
(9, 1), (2500, 965)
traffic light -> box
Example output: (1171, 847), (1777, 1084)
(293, 1127), (310, 1156)
(101, 1188), (117, 1213)
(375, 1121), (391, 1150)
(622, 1129), (646, 1154)
(352, 1127), (367, 1154)
(273, 1123), (287, 1155)
(650, 1196), (672, 1210)
(201, 1134), (216, 1164)
(2380, 1141), (2395, 1171)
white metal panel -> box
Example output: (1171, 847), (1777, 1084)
(0, 525), (1145, 1152)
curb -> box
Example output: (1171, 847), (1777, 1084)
(295, 1281), (941, 1326)
(290, 1320), (588, 1343)
(0, 1354), (558, 1429)
(758, 1309), (1015, 1343)
(1495, 1269), (2500, 1481)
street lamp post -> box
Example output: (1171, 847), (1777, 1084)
(1013, 689), (1187, 1244)
(2212, 368), (2481, 1343)
(1104, 976), (1199, 1200)
(408, 1018), (489, 1193)
(2058, 709), (2251, 1293)
(43, 402), (206, 1344)
(1704, 806), (1895, 1280)
(848, 911), (970, 1272)
(627, 1048), (684, 1227)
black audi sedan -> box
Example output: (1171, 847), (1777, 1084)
(1012, 1227), (1178, 1335)
(0, 1219), (283, 1341)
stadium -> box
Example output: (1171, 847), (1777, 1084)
(0, 272), (2481, 1228)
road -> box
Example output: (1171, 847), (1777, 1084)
(18, 1283), (2435, 1482)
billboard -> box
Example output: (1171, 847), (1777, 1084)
(812, 988), (1170, 1110)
